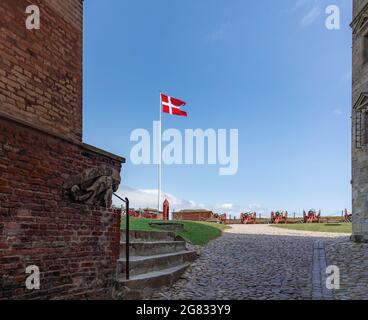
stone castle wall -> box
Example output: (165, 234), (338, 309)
(352, 0), (368, 242)
(354, 0), (367, 17)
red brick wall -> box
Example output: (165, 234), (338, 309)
(0, 116), (122, 300)
(0, 0), (83, 142)
(173, 211), (214, 222)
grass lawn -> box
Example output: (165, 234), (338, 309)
(121, 218), (229, 245)
(273, 223), (352, 234)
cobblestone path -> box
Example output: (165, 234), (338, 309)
(152, 225), (349, 300)
(325, 238), (368, 300)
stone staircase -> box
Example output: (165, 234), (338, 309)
(113, 230), (197, 300)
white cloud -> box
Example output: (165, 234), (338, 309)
(206, 22), (232, 42)
(333, 108), (343, 116)
(293, 0), (310, 11)
(114, 186), (264, 218)
(301, 5), (322, 27)
(114, 186), (203, 211)
(220, 203), (234, 210)
(288, 0), (324, 28)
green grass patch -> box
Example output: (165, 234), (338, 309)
(121, 218), (229, 245)
(273, 223), (352, 234)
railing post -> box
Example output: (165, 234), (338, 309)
(113, 193), (130, 281)
(125, 197), (130, 280)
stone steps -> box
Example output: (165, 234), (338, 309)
(120, 240), (187, 256)
(114, 264), (190, 300)
(120, 230), (177, 242)
(114, 230), (198, 300)
(117, 250), (197, 276)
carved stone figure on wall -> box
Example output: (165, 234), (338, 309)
(63, 166), (121, 207)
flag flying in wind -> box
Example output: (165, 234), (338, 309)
(161, 93), (188, 117)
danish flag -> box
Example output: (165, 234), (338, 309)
(161, 93), (188, 117)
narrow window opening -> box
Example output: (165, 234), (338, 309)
(362, 35), (368, 65)
(356, 109), (368, 148)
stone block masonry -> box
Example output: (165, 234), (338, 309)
(0, 115), (123, 299)
(351, 0), (368, 242)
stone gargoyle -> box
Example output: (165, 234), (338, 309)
(63, 166), (121, 208)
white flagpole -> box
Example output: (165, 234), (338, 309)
(158, 93), (162, 214)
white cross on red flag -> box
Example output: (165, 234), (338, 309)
(161, 93), (188, 117)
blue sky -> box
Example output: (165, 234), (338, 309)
(83, 0), (352, 216)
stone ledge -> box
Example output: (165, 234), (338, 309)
(0, 111), (125, 164)
(351, 2), (368, 34)
(82, 143), (125, 163)
(353, 1), (368, 21)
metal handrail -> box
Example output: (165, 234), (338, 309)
(113, 193), (130, 280)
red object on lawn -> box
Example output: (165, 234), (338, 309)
(303, 210), (321, 224)
(271, 211), (288, 224)
(219, 213), (227, 225)
(344, 209), (352, 223)
(241, 212), (257, 224)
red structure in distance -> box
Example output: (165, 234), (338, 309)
(163, 199), (170, 221)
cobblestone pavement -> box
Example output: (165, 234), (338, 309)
(152, 225), (350, 300)
(325, 238), (368, 300)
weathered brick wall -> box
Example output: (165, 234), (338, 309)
(173, 211), (214, 222)
(0, 116), (122, 299)
(0, 0), (83, 142)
